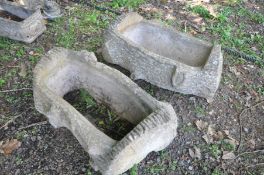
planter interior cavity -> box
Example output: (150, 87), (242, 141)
(3, 0), (62, 19)
(0, 9), (24, 21)
(63, 89), (137, 141)
(0, 2), (46, 43)
(103, 12), (223, 102)
(34, 48), (178, 175)
(120, 22), (212, 67)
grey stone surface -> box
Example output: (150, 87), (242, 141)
(1, 0), (44, 10)
(1, 0), (62, 19)
(33, 48), (178, 175)
(42, 0), (62, 19)
(102, 12), (223, 102)
(0, 2), (46, 43)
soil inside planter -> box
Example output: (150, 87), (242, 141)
(0, 9), (24, 21)
(63, 89), (135, 141)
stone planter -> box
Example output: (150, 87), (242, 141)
(103, 12), (223, 102)
(34, 48), (178, 175)
(2, 0), (44, 10)
(0, 2), (46, 43)
(2, 0), (62, 19)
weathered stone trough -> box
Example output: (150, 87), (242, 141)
(2, 0), (62, 19)
(2, 0), (44, 10)
(0, 2), (46, 43)
(103, 12), (223, 102)
(33, 48), (178, 175)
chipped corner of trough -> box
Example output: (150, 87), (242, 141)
(33, 47), (178, 175)
(102, 12), (223, 102)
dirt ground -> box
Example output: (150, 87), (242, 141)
(0, 0), (264, 175)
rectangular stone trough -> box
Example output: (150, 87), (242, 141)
(103, 12), (223, 102)
(33, 48), (178, 175)
(0, 1), (46, 43)
(2, 0), (44, 10)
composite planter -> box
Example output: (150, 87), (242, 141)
(103, 12), (223, 102)
(0, 2), (46, 43)
(1, 0), (44, 10)
(33, 48), (178, 175)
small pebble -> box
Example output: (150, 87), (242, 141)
(188, 166), (193, 170)
(243, 127), (249, 133)
(81, 168), (86, 172)
(31, 136), (36, 142)
(15, 169), (20, 175)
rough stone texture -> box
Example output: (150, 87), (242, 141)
(33, 48), (178, 175)
(0, 2), (46, 43)
(102, 12), (223, 102)
(42, 0), (62, 19)
(1, 0), (44, 10)
(1, 0), (62, 19)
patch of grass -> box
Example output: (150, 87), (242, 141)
(15, 130), (28, 140)
(145, 84), (155, 96)
(0, 37), (12, 49)
(15, 47), (26, 58)
(86, 170), (92, 175)
(190, 5), (213, 19)
(15, 156), (23, 165)
(202, 5), (264, 64)
(221, 140), (235, 152)
(194, 105), (206, 116)
(111, 0), (145, 9)
(211, 168), (223, 175)
(53, 7), (111, 51)
(0, 78), (6, 88)
(209, 144), (221, 158)
(1, 54), (12, 62)
(144, 150), (178, 174)
(255, 85), (264, 96)
(168, 160), (178, 171)
(147, 164), (166, 174)
(181, 124), (196, 133)
(130, 164), (138, 175)
(56, 18), (76, 48)
(79, 89), (97, 108)
(28, 47), (44, 64)
(238, 7), (264, 24)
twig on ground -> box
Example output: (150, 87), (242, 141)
(236, 149), (264, 159)
(246, 163), (264, 168)
(18, 121), (48, 131)
(184, 21), (187, 32)
(0, 114), (23, 130)
(0, 88), (32, 93)
(236, 101), (264, 152)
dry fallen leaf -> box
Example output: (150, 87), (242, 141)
(202, 134), (213, 144)
(195, 120), (208, 131)
(189, 148), (195, 158)
(247, 139), (256, 149)
(19, 63), (27, 77)
(207, 124), (216, 136)
(0, 139), (21, 155)
(189, 146), (202, 159)
(230, 66), (241, 76)
(222, 151), (236, 160)
(213, 131), (224, 141)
